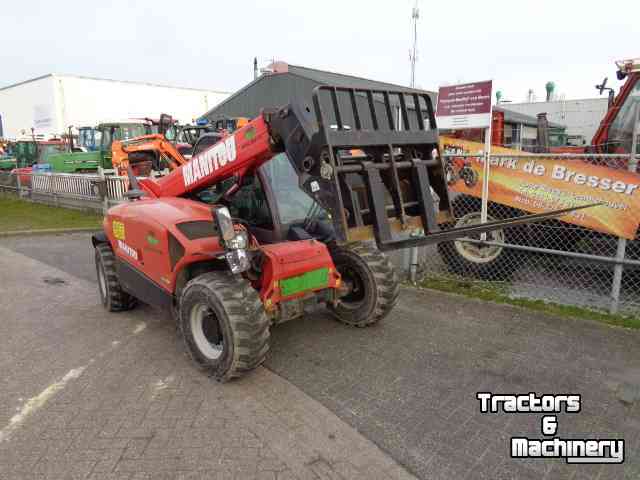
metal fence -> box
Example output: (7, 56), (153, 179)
(2, 149), (640, 316)
(0, 170), (127, 213)
(421, 150), (640, 315)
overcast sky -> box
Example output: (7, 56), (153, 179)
(2, 0), (637, 102)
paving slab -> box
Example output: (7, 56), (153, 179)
(2, 233), (640, 479)
(0, 245), (415, 480)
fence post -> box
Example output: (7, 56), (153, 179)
(480, 127), (492, 241)
(99, 167), (109, 215)
(609, 105), (640, 314)
(15, 172), (22, 197)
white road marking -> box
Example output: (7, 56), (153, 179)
(150, 375), (174, 400)
(133, 322), (147, 334)
(0, 367), (86, 443)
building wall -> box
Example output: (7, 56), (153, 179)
(0, 75), (230, 139)
(501, 98), (608, 146)
(0, 76), (59, 138)
(56, 76), (229, 130)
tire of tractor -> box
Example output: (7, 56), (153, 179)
(437, 197), (518, 281)
(178, 271), (270, 382)
(94, 243), (137, 312)
(328, 242), (399, 327)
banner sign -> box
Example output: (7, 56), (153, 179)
(440, 136), (640, 240)
(436, 81), (493, 129)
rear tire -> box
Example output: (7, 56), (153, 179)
(95, 243), (137, 312)
(179, 272), (269, 381)
(328, 242), (399, 327)
(437, 196), (518, 280)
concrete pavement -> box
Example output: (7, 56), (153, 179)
(2, 233), (640, 479)
(0, 245), (415, 480)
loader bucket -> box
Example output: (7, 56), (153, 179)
(268, 85), (596, 251)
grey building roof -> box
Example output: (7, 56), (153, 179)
(202, 62), (562, 133)
(283, 63), (434, 94)
(201, 62), (435, 122)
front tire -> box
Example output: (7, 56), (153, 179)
(95, 243), (137, 312)
(179, 272), (269, 381)
(328, 242), (399, 327)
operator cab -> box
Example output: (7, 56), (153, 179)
(192, 153), (333, 245)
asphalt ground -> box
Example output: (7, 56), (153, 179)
(2, 232), (640, 479)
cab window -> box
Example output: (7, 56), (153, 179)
(195, 175), (273, 229)
(608, 79), (640, 153)
(262, 153), (323, 224)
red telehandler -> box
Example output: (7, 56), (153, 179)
(92, 86), (592, 380)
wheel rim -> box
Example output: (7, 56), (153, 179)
(453, 212), (505, 264)
(97, 261), (107, 300)
(190, 302), (224, 360)
(337, 264), (366, 310)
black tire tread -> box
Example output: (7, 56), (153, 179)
(329, 242), (399, 327)
(95, 243), (136, 312)
(179, 272), (269, 381)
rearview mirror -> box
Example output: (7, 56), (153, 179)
(213, 206), (235, 242)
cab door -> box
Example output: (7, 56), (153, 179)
(595, 74), (640, 153)
(225, 172), (280, 244)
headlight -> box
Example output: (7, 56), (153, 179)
(226, 230), (248, 250)
(225, 249), (250, 274)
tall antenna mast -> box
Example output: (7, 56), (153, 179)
(410, 1), (419, 88)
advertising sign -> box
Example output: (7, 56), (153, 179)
(441, 136), (640, 240)
(436, 81), (493, 129)
(33, 104), (53, 130)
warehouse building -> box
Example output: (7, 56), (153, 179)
(499, 98), (608, 146)
(0, 74), (230, 139)
(494, 106), (566, 150)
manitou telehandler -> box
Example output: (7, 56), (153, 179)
(92, 85), (592, 380)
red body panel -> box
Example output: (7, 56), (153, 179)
(105, 197), (225, 292)
(257, 240), (340, 310)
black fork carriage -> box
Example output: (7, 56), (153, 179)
(268, 85), (597, 251)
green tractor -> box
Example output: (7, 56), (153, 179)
(13, 138), (66, 169)
(0, 141), (16, 171)
(45, 121), (158, 173)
